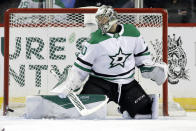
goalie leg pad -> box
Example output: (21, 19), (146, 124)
(119, 80), (152, 118)
(25, 95), (108, 119)
(121, 94), (159, 119)
(149, 94), (159, 119)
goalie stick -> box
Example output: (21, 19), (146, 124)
(50, 70), (108, 116)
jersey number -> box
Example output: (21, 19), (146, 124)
(81, 46), (87, 55)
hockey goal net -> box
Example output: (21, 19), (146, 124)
(3, 8), (169, 116)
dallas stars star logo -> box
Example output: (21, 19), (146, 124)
(109, 48), (132, 68)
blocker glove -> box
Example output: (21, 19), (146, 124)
(140, 62), (168, 85)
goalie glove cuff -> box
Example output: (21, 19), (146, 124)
(151, 63), (168, 85)
(50, 69), (83, 98)
(140, 62), (168, 85)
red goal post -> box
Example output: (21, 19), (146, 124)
(3, 8), (168, 116)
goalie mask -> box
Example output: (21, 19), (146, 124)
(95, 5), (118, 34)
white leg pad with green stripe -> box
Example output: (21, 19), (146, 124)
(25, 95), (107, 119)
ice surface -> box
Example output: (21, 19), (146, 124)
(0, 112), (196, 131)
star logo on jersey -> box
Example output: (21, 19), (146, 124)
(109, 48), (132, 68)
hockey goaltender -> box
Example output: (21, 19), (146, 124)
(26, 5), (168, 119)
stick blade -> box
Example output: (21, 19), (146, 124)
(68, 92), (108, 116)
(80, 97), (109, 116)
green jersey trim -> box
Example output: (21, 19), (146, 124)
(122, 24), (140, 37)
(140, 66), (155, 73)
(87, 29), (112, 44)
(137, 52), (150, 56)
(134, 47), (150, 57)
(87, 24), (140, 44)
(55, 0), (66, 8)
(74, 62), (92, 72)
(142, 52), (150, 56)
(90, 72), (135, 81)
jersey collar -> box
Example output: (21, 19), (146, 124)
(106, 24), (124, 38)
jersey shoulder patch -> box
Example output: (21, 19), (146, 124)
(122, 24), (140, 37)
(87, 29), (111, 44)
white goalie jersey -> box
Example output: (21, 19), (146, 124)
(72, 24), (155, 84)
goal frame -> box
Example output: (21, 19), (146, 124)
(3, 8), (168, 116)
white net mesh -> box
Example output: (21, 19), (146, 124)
(3, 9), (170, 116)
(9, 13), (162, 28)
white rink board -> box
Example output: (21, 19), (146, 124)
(9, 27), (93, 97)
(167, 27), (196, 97)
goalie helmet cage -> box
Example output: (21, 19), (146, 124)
(3, 8), (168, 116)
